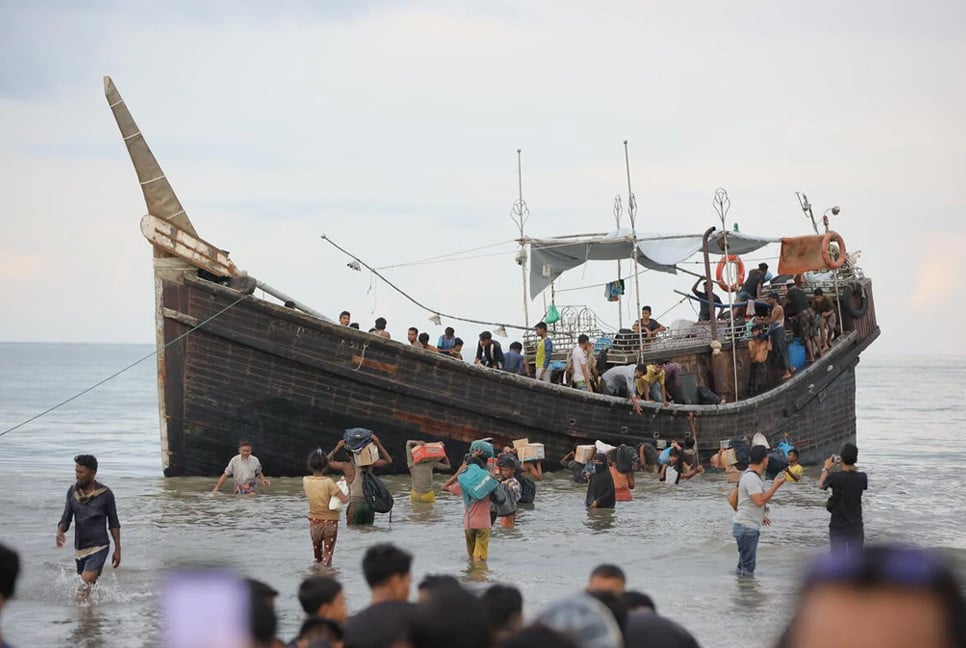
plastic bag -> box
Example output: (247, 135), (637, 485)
(545, 304), (560, 324)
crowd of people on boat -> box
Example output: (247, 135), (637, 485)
(334, 267), (842, 408)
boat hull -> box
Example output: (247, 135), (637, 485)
(155, 273), (878, 476)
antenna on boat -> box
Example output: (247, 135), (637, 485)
(511, 149), (531, 330)
(624, 140), (644, 359)
(795, 191), (819, 234)
(613, 195), (624, 329)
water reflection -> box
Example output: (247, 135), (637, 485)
(584, 508), (617, 532)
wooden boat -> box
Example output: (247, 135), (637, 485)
(104, 77), (879, 476)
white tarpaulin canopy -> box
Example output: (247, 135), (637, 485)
(528, 229), (778, 298)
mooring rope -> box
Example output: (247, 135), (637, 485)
(0, 294), (249, 438)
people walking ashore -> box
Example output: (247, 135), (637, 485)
(55, 454), (121, 594)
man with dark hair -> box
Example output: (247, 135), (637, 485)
(481, 584), (523, 642)
(732, 445), (785, 577)
(691, 277), (724, 322)
(407, 584), (491, 648)
(406, 326), (419, 346)
(0, 542), (20, 648)
(601, 363), (647, 415)
(297, 575), (347, 625)
(416, 574), (461, 604)
(343, 543), (414, 648)
(738, 263), (768, 304)
(571, 334), (593, 390)
(372, 317), (391, 339)
(474, 331), (505, 369)
(819, 442), (867, 552)
(639, 362), (669, 405)
(416, 332), (438, 351)
(503, 341), (529, 376)
(56, 454), (121, 593)
(777, 546), (966, 648)
(212, 441), (271, 494)
(632, 305), (666, 339)
(294, 617), (342, 648)
(621, 590), (656, 613)
(437, 326), (457, 354)
(339, 310), (351, 326)
(764, 291), (792, 380)
(406, 439), (450, 503)
(247, 578), (279, 648)
(587, 564), (626, 594)
(534, 321), (553, 382)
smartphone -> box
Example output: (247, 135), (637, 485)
(832, 455), (841, 464)
(162, 570), (250, 648)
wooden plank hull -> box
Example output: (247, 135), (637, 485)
(156, 273), (878, 476)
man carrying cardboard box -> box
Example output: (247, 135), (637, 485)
(405, 440), (451, 503)
(327, 434), (393, 527)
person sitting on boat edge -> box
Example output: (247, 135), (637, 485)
(601, 363), (647, 415)
(503, 341), (529, 376)
(812, 287), (837, 355)
(638, 362), (669, 406)
(339, 310), (351, 326)
(406, 440), (451, 503)
(212, 440), (271, 494)
(437, 327), (457, 353)
(407, 327), (420, 347)
(475, 331), (505, 369)
(631, 306), (667, 340)
(326, 434), (393, 527)
(534, 322), (553, 382)
(417, 332), (438, 352)
(371, 317), (391, 339)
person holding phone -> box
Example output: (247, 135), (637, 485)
(819, 442), (867, 552)
(732, 445), (786, 577)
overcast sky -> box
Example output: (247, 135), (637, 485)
(1, 1), (964, 356)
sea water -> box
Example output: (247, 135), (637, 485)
(0, 343), (964, 647)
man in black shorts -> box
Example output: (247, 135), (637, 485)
(56, 454), (121, 593)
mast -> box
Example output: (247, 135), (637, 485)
(624, 140), (644, 359)
(511, 149), (530, 330)
(613, 195), (624, 329)
(713, 188), (740, 402)
(103, 77), (197, 243)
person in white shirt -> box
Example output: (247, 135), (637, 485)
(571, 335), (594, 391)
(211, 441), (271, 494)
(601, 364), (646, 415)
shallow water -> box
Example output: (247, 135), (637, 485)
(1, 343), (965, 647)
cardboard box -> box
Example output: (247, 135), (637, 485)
(412, 442), (446, 464)
(354, 443), (380, 466)
(512, 438), (530, 452)
(519, 443), (545, 463)
(720, 448), (737, 466)
(575, 445), (595, 464)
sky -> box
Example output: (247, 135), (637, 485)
(1, 1), (964, 355)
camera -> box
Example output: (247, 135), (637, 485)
(832, 454), (841, 464)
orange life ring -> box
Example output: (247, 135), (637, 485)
(822, 231), (846, 269)
(715, 254), (745, 292)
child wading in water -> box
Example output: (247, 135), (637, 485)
(302, 449), (348, 566)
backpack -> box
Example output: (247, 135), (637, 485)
(517, 473), (536, 504)
(457, 464), (499, 501)
(490, 482), (518, 517)
(615, 445), (636, 474)
(362, 471), (394, 514)
(764, 451), (789, 480)
(344, 428), (374, 453)
(729, 437), (751, 466)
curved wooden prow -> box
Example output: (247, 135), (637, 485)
(104, 76), (198, 238)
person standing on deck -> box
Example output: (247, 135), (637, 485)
(55, 454), (121, 593)
(534, 322), (553, 382)
(212, 440), (271, 494)
(571, 334), (594, 391)
(503, 341), (529, 376)
(406, 440), (451, 503)
(475, 331), (505, 369)
(764, 292), (792, 381)
(327, 435), (393, 526)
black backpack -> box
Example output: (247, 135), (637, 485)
(729, 437), (751, 466)
(615, 445), (636, 474)
(490, 483), (518, 517)
(517, 474), (536, 504)
(764, 451), (789, 479)
(362, 471), (394, 514)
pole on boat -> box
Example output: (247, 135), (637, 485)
(713, 188), (740, 403)
(701, 227), (718, 343)
(614, 195), (624, 330)
(511, 149), (531, 330)
(624, 140), (644, 362)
